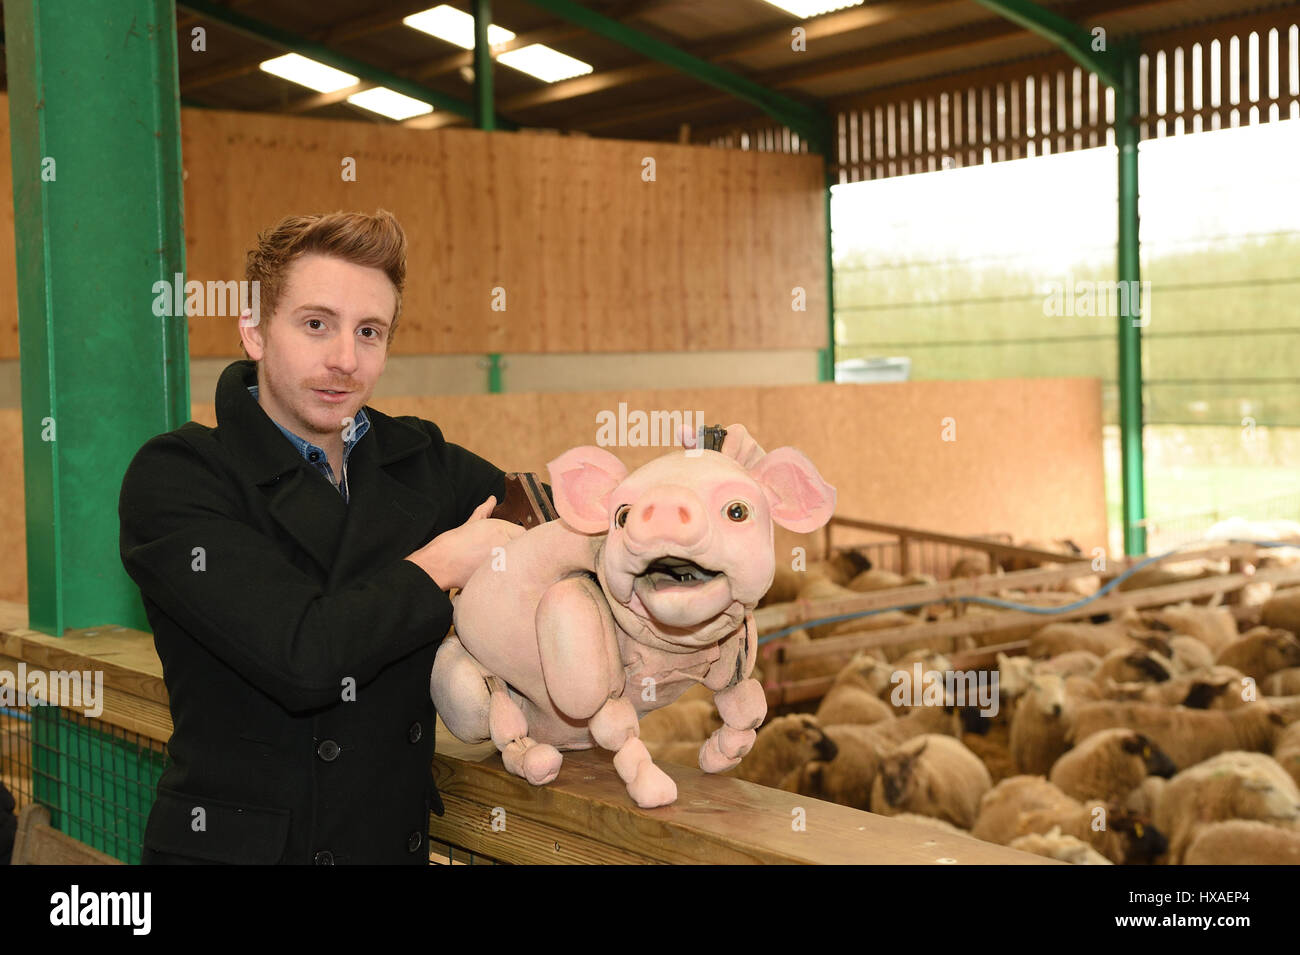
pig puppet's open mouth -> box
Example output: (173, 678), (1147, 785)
(628, 555), (734, 629)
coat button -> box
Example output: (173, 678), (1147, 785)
(408, 831), (422, 853)
(308, 451), (321, 462)
(408, 722), (423, 743)
(314, 850), (334, 865)
(316, 739), (341, 762)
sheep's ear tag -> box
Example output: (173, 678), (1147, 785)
(1133, 823), (1144, 838)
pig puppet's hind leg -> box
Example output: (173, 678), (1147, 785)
(488, 677), (564, 786)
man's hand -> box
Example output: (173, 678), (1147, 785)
(406, 494), (527, 591)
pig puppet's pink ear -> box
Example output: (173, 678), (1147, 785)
(749, 448), (836, 533)
(547, 446), (630, 534)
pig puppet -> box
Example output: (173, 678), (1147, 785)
(431, 437), (835, 808)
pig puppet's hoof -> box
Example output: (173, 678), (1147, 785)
(627, 761), (677, 808)
(698, 729), (755, 773)
(501, 738), (563, 785)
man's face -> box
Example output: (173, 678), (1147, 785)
(239, 253), (396, 449)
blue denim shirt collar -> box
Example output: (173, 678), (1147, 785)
(248, 384), (370, 500)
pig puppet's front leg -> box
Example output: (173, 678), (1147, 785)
(537, 576), (677, 808)
(699, 612), (768, 773)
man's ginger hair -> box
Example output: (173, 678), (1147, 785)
(242, 209), (407, 352)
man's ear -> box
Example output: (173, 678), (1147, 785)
(239, 308), (265, 360)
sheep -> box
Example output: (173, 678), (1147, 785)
(1183, 819), (1300, 865)
(1100, 666), (1251, 710)
(846, 568), (907, 592)
(1274, 722), (1300, 790)
(1028, 621), (1137, 660)
(636, 699), (721, 743)
(759, 564), (805, 606)
(1038, 650), (1104, 680)
(950, 553), (995, 578)
(1014, 802), (1166, 865)
(1093, 647), (1174, 686)
(1118, 559), (1227, 593)
(869, 734), (992, 829)
(1009, 673), (1075, 775)
(844, 704), (960, 751)
(1261, 586), (1300, 636)
(995, 652), (1036, 702)
(1124, 775), (1167, 817)
(1048, 728), (1177, 804)
(1154, 751), (1300, 864)
(727, 714), (838, 787)
(1140, 603), (1239, 655)
(883, 650), (954, 711)
(1216, 627), (1300, 683)
(962, 730), (1017, 784)
(1071, 700), (1285, 768)
(644, 739), (711, 768)
(1266, 667), (1300, 696)
(1167, 635), (1216, 675)
(780, 723), (885, 810)
(972, 775), (1082, 845)
(1009, 827), (1113, 865)
(972, 775), (1166, 864)
(815, 681), (894, 726)
(889, 812), (966, 835)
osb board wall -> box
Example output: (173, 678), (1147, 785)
(0, 95), (827, 360)
(0, 378), (1107, 604)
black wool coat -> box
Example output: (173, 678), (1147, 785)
(119, 359), (506, 864)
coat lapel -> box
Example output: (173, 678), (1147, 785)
(326, 423), (443, 589)
(214, 360), (440, 583)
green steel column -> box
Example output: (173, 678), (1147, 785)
(1116, 42), (1147, 555)
(473, 0), (496, 131)
(821, 180), (835, 382)
(474, 0), (503, 393)
(7, 0), (188, 635)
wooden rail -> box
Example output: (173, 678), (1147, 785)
(0, 600), (1050, 865)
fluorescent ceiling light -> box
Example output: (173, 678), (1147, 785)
(259, 53), (358, 93)
(404, 5), (515, 49)
(498, 44), (593, 83)
(759, 0), (864, 18)
(346, 87), (433, 121)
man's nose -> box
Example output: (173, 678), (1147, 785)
(326, 330), (359, 373)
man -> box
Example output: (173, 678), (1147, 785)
(119, 210), (527, 864)
(120, 209), (767, 865)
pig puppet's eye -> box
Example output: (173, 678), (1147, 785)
(614, 505), (630, 528)
(725, 501), (750, 522)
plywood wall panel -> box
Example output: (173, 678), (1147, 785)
(176, 109), (826, 359)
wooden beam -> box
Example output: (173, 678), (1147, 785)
(429, 733), (1053, 864)
(780, 562), (1300, 662)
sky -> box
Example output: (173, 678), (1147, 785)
(831, 115), (1300, 272)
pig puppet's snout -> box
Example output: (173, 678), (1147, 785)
(623, 486), (709, 550)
